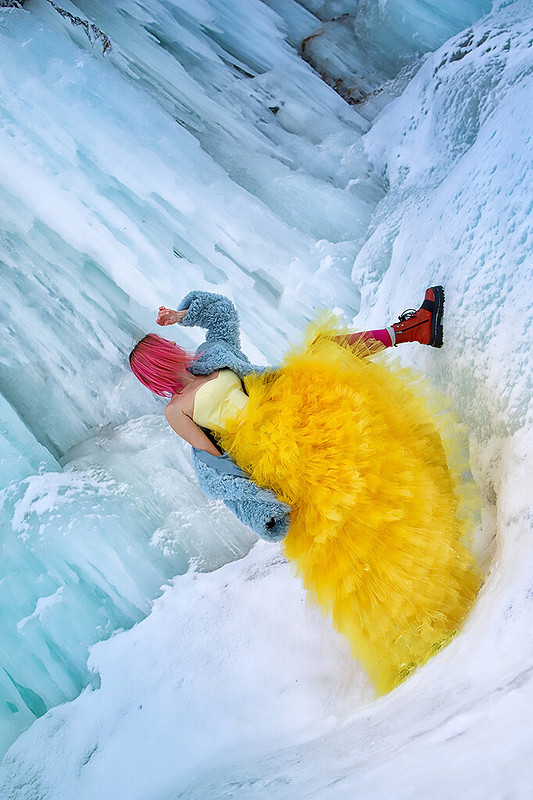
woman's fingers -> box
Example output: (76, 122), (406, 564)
(157, 306), (176, 325)
(156, 307), (187, 325)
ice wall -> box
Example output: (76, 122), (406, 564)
(0, 0), (531, 796)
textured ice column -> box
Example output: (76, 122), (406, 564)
(0, 395), (59, 486)
(358, 0), (533, 438)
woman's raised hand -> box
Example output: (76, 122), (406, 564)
(156, 307), (187, 326)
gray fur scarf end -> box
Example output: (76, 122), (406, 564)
(194, 457), (291, 542)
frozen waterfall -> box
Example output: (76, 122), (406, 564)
(0, 0), (531, 798)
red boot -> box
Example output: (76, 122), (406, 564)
(391, 286), (445, 348)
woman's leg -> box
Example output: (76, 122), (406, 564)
(344, 328), (393, 348)
(344, 286), (445, 351)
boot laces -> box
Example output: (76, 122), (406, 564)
(398, 308), (417, 322)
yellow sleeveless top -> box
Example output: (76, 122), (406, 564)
(192, 369), (249, 434)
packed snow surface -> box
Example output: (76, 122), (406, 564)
(0, 0), (531, 798)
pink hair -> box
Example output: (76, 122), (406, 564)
(129, 334), (198, 397)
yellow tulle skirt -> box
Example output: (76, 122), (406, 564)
(219, 319), (482, 694)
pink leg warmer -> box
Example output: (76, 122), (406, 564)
(346, 328), (394, 348)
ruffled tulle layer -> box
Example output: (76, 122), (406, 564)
(219, 319), (482, 693)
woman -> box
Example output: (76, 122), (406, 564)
(130, 288), (481, 693)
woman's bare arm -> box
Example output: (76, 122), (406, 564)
(165, 401), (221, 456)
